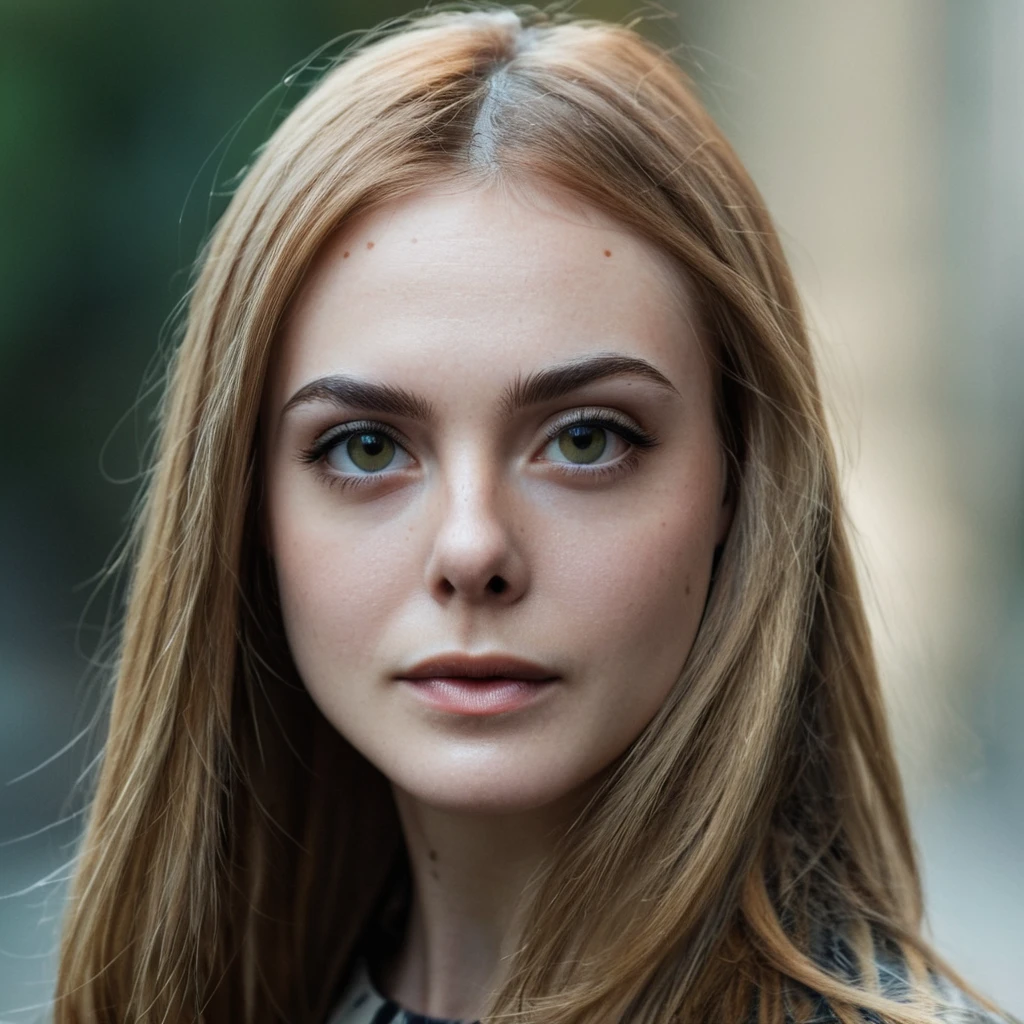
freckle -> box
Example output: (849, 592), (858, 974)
(366, 240), (375, 250)
(603, 249), (612, 257)
(430, 869), (439, 881)
(411, 237), (418, 244)
(685, 583), (691, 595)
(342, 250), (350, 258)
(428, 849), (438, 862)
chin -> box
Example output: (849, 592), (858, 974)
(382, 749), (602, 816)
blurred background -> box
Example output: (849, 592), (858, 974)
(1, 0), (1021, 1019)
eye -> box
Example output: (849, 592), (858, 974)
(539, 411), (658, 469)
(302, 421), (415, 479)
(330, 430), (402, 473)
(547, 423), (621, 465)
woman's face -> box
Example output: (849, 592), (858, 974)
(261, 183), (732, 814)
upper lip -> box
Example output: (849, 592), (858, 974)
(397, 653), (560, 682)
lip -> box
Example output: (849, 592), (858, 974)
(396, 653), (561, 716)
(397, 653), (560, 682)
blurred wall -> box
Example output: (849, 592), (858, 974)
(1, 0), (1021, 1018)
(673, 0), (1024, 1012)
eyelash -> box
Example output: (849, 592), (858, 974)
(297, 410), (660, 491)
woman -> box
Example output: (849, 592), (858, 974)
(52, 6), (1015, 1023)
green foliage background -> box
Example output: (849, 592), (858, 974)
(0, 0), (671, 713)
(0, 3), (680, 1012)
(0, 0), (657, 622)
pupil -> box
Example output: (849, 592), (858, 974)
(558, 424), (606, 464)
(360, 434), (384, 455)
(570, 427), (593, 449)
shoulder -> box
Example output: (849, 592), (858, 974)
(925, 975), (1019, 1024)
(788, 927), (1018, 1024)
(781, 984), (1015, 1024)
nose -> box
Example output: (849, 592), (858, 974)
(423, 461), (528, 606)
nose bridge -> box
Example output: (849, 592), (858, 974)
(438, 447), (509, 560)
(447, 442), (502, 518)
(425, 445), (525, 602)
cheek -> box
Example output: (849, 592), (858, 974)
(542, 485), (716, 657)
(267, 494), (417, 686)
(516, 482), (717, 786)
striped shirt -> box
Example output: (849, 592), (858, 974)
(324, 952), (1015, 1024)
(326, 959), (470, 1024)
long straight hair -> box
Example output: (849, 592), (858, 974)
(54, 6), (1007, 1023)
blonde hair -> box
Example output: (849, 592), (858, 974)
(54, 6), (1010, 1023)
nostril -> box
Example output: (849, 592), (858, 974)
(487, 575), (508, 595)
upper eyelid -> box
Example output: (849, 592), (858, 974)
(313, 418), (410, 447)
(542, 407), (646, 434)
(310, 407), (642, 441)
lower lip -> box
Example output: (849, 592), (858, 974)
(400, 677), (556, 715)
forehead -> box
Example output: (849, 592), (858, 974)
(267, 183), (707, 412)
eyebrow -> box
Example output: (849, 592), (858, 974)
(500, 354), (679, 415)
(281, 376), (435, 422)
(280, 353), (678, 424)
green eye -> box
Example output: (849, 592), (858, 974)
(557, 424), (608, 464)
(346, 432), (396, 472)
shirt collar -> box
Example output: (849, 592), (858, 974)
(327, 958), (474, 1024)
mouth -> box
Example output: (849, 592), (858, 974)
(397, 653), (560, 683)
(395, 653), (561, 716)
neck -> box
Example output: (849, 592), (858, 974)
(376, 787), (588, 1021)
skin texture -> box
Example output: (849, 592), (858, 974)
(260, 182), (733, 1018)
